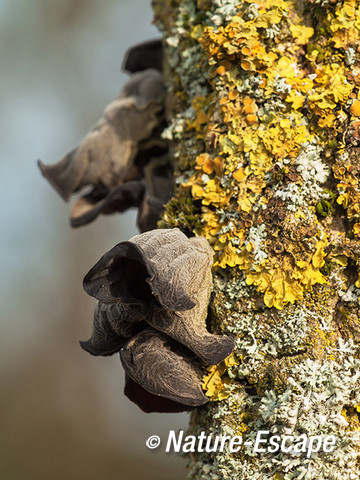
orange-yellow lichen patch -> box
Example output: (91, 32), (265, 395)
(309, 64), (353, 111)
(195, 153), (223, 175)
(341, 406), (360, 432)
(233, 166), (246, 182)
(187, 95), (213, 136)
(286, 90), (305, 110)
(333, 159), (360, 224)
(245, 251), (327, 310)
(215, 241), (245, 269)
(290, 24), (314, 45)
(241, 59), (253, 71)
(236, 175), (266, 213)
(351, 99), (360, 116)
(202, 354), (239, 401)
(325, 0), (360, 49)
(258, 120), (312, 160)
(241, 45), (252, 56)
(189, 177), (233, 207)
(170, 0), (360, 311)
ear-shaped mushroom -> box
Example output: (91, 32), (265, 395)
(83, 228), (201, 311)
(38, 69), (165, 201)
(82, 228), (235, 364)
(144, 236), (234, 365)
(70, 181), (145, 228)
(118, 68), (164, 105)
(120, 328), (208, 408)
(80, 302), (147, 356)
(146, 305), (235, 366)
(69, 154), (173, 230)
(122, 39), (163, 73)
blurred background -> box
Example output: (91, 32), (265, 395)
(0, 1), (188, 479)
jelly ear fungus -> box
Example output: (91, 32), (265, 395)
(81, 228), (235, 412)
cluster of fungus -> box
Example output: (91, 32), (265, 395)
(39, 40), (235, 412)
(38, 40), (172, 232)
(82, 228), (234, 412)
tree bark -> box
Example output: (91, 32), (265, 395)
(152, 0), (360, 478)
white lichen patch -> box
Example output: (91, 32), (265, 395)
(274, 143), (330, 211)
(295, 144), (329, 184)
(339, 284), (360, 304)
(275, 182), (323, 211)
(206, 0), (241, 27)
(187, 354), (360, 480)
(246, 224), (268, 264)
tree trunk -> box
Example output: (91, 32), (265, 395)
(152, 0), (360, 478)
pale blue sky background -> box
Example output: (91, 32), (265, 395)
(0, 2), (188, 479)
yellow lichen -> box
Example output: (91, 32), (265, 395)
(202, 354), (239, 401)
(290, 24), (314, 45)
(170, 0), (360, 310)
(351, 99), (360, 116)
(245, 248), (327, 311)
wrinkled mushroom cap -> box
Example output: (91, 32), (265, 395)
(80, 302), (147, 356)
(38, 69), (166, 202)
(120, 328), (208, 407)
(83, 229), (211, 311)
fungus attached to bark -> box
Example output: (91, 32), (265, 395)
(124, 375), (198, 413)
(120, 328), (208, 409)
(38, 65), (171, 232)
(80, 228), (235, 411)
(79, 302), (147, 356)
(122, 39), (163, 73)
(38, 69), (165, 200)
(70, 154), (173, 231)
(83, 228), (202, 310)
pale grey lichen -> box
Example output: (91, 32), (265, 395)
(346, 48), (357, 67)
(295, 144), (329, 184)
(275, 183), (322, 211)
(187, 351), (360, 480)
(206, 0), (241, 27)
(246, 224), (268, 264)
(274, 142), (330, 212)
(273, 77), (292, 94)
(265, 23), (282, 39)
(339, 284), (360, 304)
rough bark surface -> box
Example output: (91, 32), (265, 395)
(153, 0), (360, 478)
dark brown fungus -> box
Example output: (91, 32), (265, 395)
(142, 235), (235, 365)
(146, 306), (235, 366)
(83, 228), (235, 363)
(81, 228), (235, 410)
(122, 39), (163, 73)
(136, 155), (173, 232)
(120, 328), (208, 408)
(70, 181), (145, 228)
(38, 68), (166, 204)
(80, 302), (147, 356)
(118, 68), (164, 103)
(124, 375), (197, 413)
(70, 154), (173, 231)
(83, 229), (199, 310)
